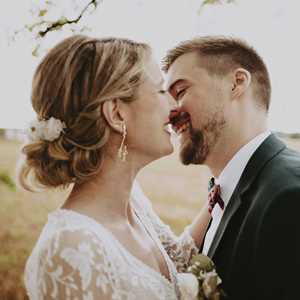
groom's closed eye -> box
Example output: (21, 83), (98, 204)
(175, 88), (186, 100)
(168, 80), (189, 102)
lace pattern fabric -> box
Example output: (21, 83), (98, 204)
(24, 181), (199, 300)
(132, 182), (200, 273)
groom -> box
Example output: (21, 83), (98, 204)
(163, 37), (300, 300)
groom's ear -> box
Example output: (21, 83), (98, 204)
(102, 99), (125, 133)
(231, 68), (251, 99)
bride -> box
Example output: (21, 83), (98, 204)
(19, 35), (211, 300)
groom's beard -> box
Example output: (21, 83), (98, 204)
(180, 114), (225, 165)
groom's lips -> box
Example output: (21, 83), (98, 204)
(168, 109), (191, 133)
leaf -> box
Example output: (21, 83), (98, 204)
(57, 17), (68, 25)
(38, 9), (48, 17)
(202, 0), (235, 5)
(202, 0), (221, 6)
(198, 0), (236, 14)
(190, 254), (215, 272)
(32, 44), (40, 57)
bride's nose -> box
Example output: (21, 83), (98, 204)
(166, 93), (177, 110)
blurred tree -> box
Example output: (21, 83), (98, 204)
(0, 170), (16, 191)
(0, 128), (5, 138)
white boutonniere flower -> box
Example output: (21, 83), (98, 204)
(180, 254), (225, 300)
(178, 273), (199, 300)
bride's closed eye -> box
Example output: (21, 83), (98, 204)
(158, 90), (167, 94)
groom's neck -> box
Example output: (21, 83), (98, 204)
(206, 119), (268, 178)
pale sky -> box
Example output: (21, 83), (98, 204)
(0, 0), (299, 132)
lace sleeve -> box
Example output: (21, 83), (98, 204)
(37, 228), (116, 300)
(132, 181), (199, 273)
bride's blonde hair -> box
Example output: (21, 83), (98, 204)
(18, 35), (150, 191)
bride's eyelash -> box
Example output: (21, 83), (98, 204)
(159, 90), (167, 94)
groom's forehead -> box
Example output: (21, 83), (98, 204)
(165, 62), (200, 90)
(167, 52), (202, 77)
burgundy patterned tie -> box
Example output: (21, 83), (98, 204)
(208, 177), (225, 214)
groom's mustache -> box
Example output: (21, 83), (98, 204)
(168, 108), (191, 133)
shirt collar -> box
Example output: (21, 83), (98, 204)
(215, 130), (271, 206)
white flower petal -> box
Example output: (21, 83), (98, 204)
(26, 117), (66, 142)
(177, 273), (199, 300)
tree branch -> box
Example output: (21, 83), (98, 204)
(37, 0), (102, 38)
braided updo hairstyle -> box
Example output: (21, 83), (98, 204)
(18, 35), (150, 191)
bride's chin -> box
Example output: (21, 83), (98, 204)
(166, 143), (174, 155)
(162, 141), (174, 156)
(154, 142), (174, 160)
(147, 135), (174, 161)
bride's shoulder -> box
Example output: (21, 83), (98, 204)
(25, 210), (121, 299)
(34, 209), (112, 259)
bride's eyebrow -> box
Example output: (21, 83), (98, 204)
(157, 78), (164, 87)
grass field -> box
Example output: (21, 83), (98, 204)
(1, 136), (299, 299)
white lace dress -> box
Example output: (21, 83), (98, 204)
(24, 182), (199, 300)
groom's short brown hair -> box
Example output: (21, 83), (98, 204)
(162, 36), (271, 111)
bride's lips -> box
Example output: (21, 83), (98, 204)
(168, 109), (191, 134)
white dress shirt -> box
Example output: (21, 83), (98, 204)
(202, 130), (271, 255)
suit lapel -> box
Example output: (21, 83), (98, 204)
(207, 190), (241, 258)
(207, 134), (286, 258)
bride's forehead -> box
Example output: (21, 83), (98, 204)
(143, 58), (164, 86)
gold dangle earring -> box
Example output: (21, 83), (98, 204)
(118, 122), (128, 162)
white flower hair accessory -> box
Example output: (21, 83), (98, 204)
(27, 117), (66, 142)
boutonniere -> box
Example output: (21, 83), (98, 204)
(178, 254), (226, 300)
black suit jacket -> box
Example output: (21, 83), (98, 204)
(206, 134), (300, 300)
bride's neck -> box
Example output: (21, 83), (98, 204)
(64, 153), (143, 223)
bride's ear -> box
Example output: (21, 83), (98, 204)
(102, 99), (125, 133)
